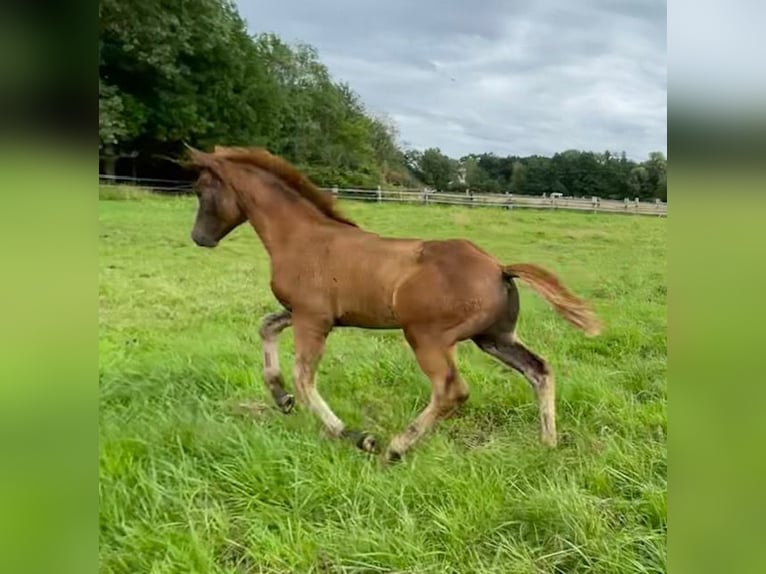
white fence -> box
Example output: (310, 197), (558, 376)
(328, 187), (666, 217)
(98, 174), (667, 217)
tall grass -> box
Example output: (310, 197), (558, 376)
(99, 196), (666, 573)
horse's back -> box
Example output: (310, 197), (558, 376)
(392, 238), (508, 341)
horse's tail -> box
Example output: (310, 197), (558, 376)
(502, 263), (601, 336)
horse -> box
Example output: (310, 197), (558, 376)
(184, 144), (601, 463)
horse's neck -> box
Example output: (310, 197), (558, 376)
(237, 180), (323, 257)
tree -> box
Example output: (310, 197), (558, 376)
(99, 0), (274, 152)
(99, 1), (668, 196)
(655, 169), (667, 202)
(419, 148), (456, 191)
(510, 161), (526, 194)
(99, 0), (406, 187)
(627, 166), (650, 198)
(98, 80), (128, 150)
(403, 149), (424, 182)
(644, 151), (667, 201)
(461, 155), (492, 191)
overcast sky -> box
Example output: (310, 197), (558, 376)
(236, 0), (666, 161)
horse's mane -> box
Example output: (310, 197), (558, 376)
(204, 145), (357, 228)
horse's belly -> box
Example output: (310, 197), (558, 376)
(334, 289), (400, 329)
(335, 303), (399, 329)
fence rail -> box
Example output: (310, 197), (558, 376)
(99, 174), (667, 217)
(99, 174), (195, 193)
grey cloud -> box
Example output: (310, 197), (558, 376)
(237, 0), (666, 160)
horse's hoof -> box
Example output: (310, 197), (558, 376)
(541, 431), (557, 448)
(342, 430), (379, 454)
(358, 432), (379, 454)
(383, 449), (403, 464)
(277, 394), (295, 414)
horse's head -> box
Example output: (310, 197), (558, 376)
(186, 147), (246, 248)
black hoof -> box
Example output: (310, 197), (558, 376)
(358, 433), (379, 454)
(384, 449), (402, 464)
(277, 394), (294, 414)
(342, 430), (379, 454)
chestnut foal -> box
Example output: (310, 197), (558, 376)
(185, 145), (601, 462)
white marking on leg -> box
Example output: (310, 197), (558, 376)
(294, 361), (345, 437)
(263, 338), (281, 379)
(307, 387), (344, 437)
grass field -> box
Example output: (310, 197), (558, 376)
(99, 192), (667, 573)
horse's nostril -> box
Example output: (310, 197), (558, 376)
(191, 231), (217, 248)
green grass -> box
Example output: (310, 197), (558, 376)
(99, 193), (666, 573)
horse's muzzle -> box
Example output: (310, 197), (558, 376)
(191, 231), (218, 248)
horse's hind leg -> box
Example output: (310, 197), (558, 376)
(385, 335), (469, 463)
(473, 332), (557, 447)
(259, 310), (295, 413)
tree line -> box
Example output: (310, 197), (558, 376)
(99, 0), (667, 201)
(407, 148), (666, 201)
(99, 0), (412, 188)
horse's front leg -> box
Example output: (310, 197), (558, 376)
(292, 314), (378, 454)
(259, 310), (294, 413)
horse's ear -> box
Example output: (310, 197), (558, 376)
(181, 143), (229, 185)
(183, 143), (215, 168)
(183, 142), (203, 160)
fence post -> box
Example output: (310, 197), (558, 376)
(506, 191), (513, 210)
(422, 188), (427, 204)
(377, 185), (382, 203)
(470, 190), (475, 208)
(634, 197), (639, 210)
(624, 197), (629, 210)
(332, 186), (338, 196)
(592, 196), (599, 213)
